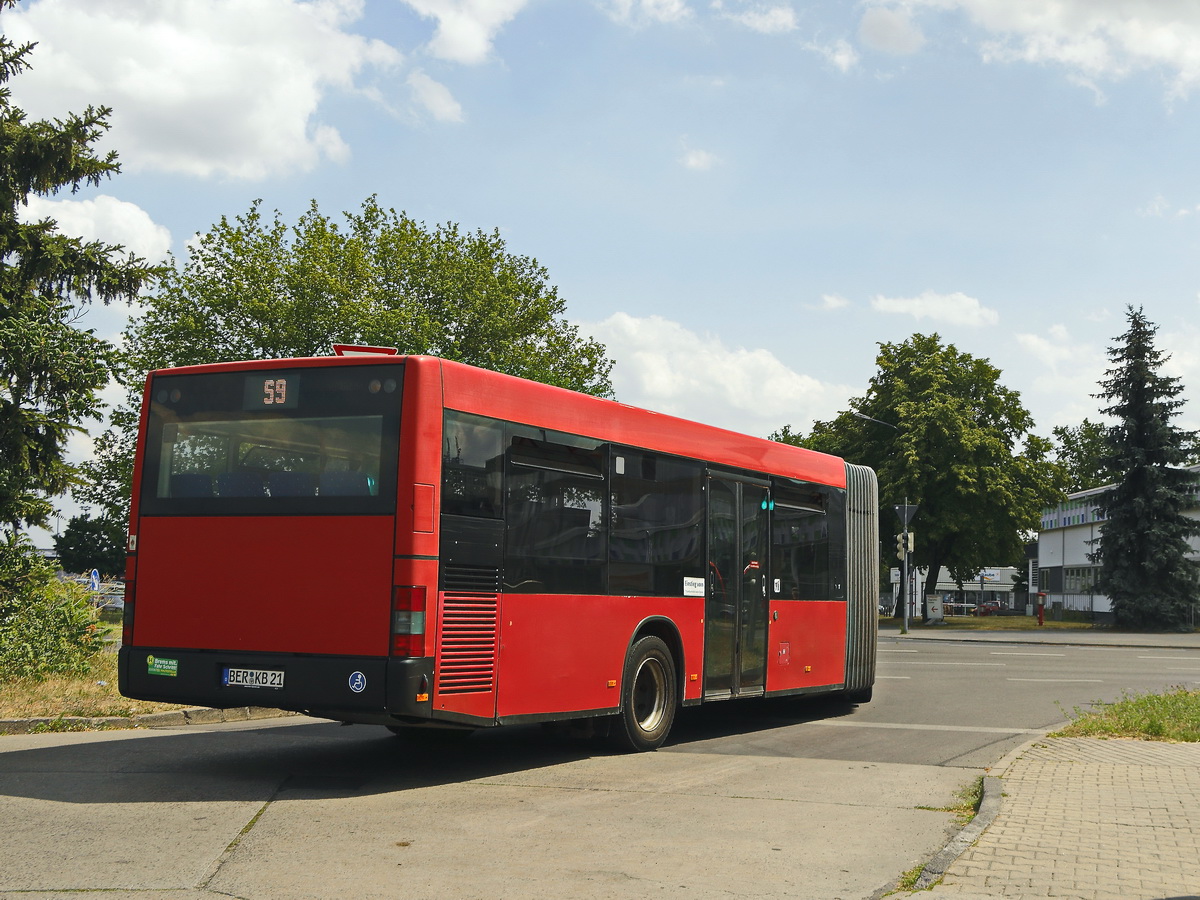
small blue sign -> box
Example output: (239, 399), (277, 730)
(88, 569), (101, 592)
(348, 671), (367, 694)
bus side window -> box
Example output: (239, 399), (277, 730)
(770, 482), (848, 601)
(442, 411), (504, 518)
(610, 451), (704, 597)
(505, 430), (606, 595)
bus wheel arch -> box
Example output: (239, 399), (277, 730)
(610, 624), (681, 752)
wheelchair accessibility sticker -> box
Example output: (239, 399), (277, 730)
(348, 671), (367, 693)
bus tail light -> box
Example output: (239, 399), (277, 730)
(122, 582), (135, 645)
(391, 586), (427, 657)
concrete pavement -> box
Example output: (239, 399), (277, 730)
(3, 626), (1199, 899)
(888, 626), (1200, 900)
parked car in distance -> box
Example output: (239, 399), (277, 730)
(976, 600), (1002, 616)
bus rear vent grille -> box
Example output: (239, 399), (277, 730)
(437, 593), (499, 695)
(442, 564), (502, 593)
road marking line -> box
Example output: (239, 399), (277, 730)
(1139, 655), (1197, 660)
(1006, 677), (1103, 683)
(990, 651), (1065, 657)
(875, 675), (910, 679)
(882, 662), (1006, 667)
(877, 649), (919, 653)
(814, 720), (1044, 734)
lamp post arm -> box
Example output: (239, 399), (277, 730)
(850, 410), (898, 431)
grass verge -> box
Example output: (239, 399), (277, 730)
(1052, 687), (1200, 742)
(1, 650), (188, 721)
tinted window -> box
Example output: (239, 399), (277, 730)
(139, 364), (401, 516)
(442, 411), (504, 517)
(770, 481), (847, 601)
(504, 428), (606, 594)
(610, 451), (704, 596)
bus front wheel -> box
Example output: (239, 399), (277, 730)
(610, 635), (677, 752)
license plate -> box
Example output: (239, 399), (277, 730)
(223, 667), (285, 689)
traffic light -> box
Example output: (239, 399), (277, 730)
(895, 531), (915, 559)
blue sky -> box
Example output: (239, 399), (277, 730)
(6, 0), (1200, 543)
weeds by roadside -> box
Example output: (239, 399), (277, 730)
(1053, 687), (1200, 742)
(915, 775), (983, 826)
(1, 651), (187, 721)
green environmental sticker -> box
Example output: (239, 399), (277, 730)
(147, 654), (179, 677)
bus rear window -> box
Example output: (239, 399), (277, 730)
(139, 364), (401, 516)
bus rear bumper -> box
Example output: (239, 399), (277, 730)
(118, 646), (435, 722)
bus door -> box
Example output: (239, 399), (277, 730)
(704, 473), (769, 698)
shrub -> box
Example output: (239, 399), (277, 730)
(0, 533), (101, 681)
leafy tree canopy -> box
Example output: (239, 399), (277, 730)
(775, 333), (1066, 607)
(124, 197), (613, 394)
(83, 196), (615, 541)
(0, 9), (159, 533)
(1091, 306), (1200, 630)
(1051, 418), (1113, 493)
(53, 514), (124, 577)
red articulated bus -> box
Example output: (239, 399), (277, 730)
(119, 347), (878, 751)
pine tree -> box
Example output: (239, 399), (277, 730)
(1092, 306), (1200, 631)
(0, 6), (159, 533)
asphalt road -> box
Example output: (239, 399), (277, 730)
(3, 633), (1197, 900)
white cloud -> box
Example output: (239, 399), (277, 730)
(680, 146), (720, 170)
(806, 38), (860, 72)
(402, 0), (529, 65)
(723, 4), (798, 35)
(408, 70), (466, 122)
(870, 290), (999, 327)
(20, 195), (172, 263)
(5, 0), (402, 180)
(893, 0), (1200, 100)
(1013, 324), (1108, 427)
(1138, 194), (1171, 218)
(859, 6), (925, 54)
(606, 0), (692, 25)
(586, 312), (852, 436)
(1162, 321), (1200, 433)
(817, 294), (851, 310)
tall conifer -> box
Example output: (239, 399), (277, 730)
(0, 4), (158, 532)
(1093, 306), (1200, 630)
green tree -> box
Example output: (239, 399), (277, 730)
(85, 196), (614, 530)
(776, 333), (1066, 613)
(1091, 306), (1200, 631)
(0, 11), (158, 535)
(0, 531), (100, 681)
(53, 513), (125, 577)
(126, 197), (613, 392)
(1052, 418), (1112, 492)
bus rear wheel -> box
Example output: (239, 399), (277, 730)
(610, 635), (677, 752)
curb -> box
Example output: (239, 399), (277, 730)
(0, 706), (298, 735)
(878, 729), (1058, 899)
(889, 632), (1200, 651)
(911, 774), (1004, 890)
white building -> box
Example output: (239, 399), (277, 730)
(889, 566), (1020, 618)
(1034, 464), (1200, 622)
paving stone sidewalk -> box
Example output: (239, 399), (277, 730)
(892, 736), (1200, 900)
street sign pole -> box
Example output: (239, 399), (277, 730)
(893, 501), (918, 634)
